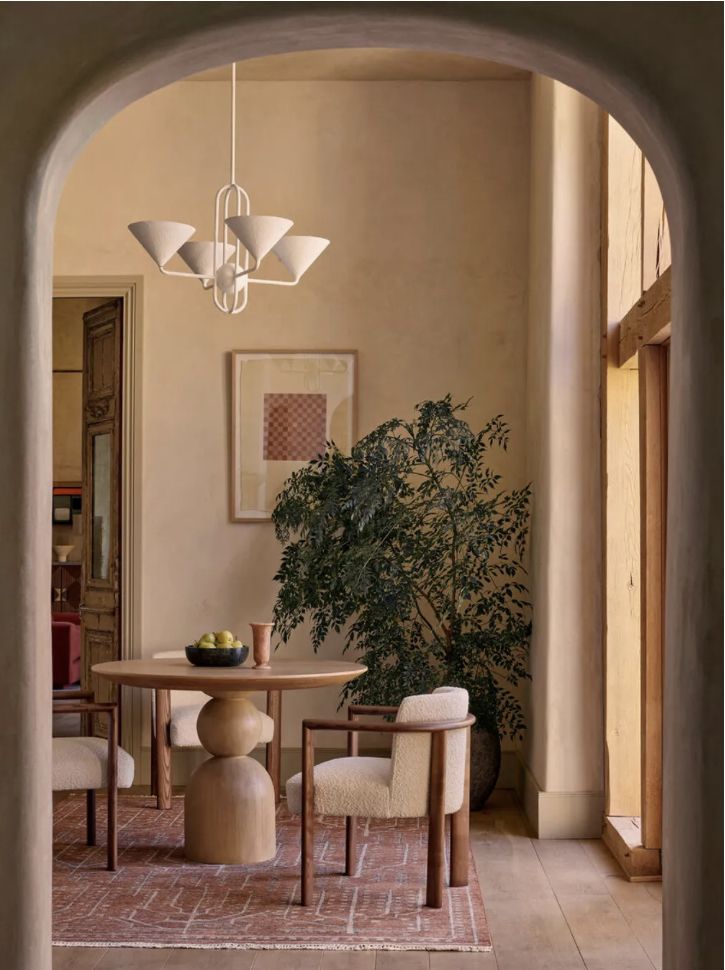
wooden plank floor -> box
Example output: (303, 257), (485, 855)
(53, 791), (662, 970)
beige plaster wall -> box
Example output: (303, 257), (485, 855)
(54, 77), (531, 761)
(523, 76), (603, 835)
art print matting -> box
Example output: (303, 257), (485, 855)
(231, 351), (357, 522)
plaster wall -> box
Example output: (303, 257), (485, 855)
(54, 77), (531, 760)
(523, 76), (603, 834)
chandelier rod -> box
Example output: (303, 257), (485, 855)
(230, 62), (237, 186)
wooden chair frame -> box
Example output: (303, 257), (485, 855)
(150, 688), (282, 809)
(301, 706), (475, 908)
(52, 689), (119, 871)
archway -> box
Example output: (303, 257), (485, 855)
(0, 8), (719, 970)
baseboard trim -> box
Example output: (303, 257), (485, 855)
(516, 756), (604, 838)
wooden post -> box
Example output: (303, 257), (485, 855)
(154, 688), (172, 810)
(450, 726), (471, 887)
(426, 731), (447, 908)
(639, 343), (668, 851)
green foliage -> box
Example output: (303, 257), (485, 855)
(272, 397), (532, 739)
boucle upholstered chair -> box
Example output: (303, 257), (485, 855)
(150, 649), (281, 808)
(52, 690), (134, 871)
(286, 686), (474, 908)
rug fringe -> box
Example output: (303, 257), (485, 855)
(53, 941), (493, 952)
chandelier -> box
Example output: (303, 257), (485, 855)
(128, 63), (330, 314)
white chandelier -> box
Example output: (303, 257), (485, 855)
(128, 63), (330, 314)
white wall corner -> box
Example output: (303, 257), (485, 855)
(516, 753), (604, 839)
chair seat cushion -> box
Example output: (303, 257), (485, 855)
(169, 703), (274, 748)
(286, 756), (392, 817)
(52, 737), (135, 791)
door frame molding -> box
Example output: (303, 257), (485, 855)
(53, 276), (143, 754)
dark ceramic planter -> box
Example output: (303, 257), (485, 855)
(469, 725), (501, 809)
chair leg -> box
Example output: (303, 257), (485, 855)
(266, 690), (282, 805)
(149, 702), (157, 797)
(107, 706), (118, 871)
(345, 817), (357, 876)
(154, 688), (172, 810)
(450, 725), (471, 887)
(86, 790), (96, 846)
(301, 725), (314, 905)
(426, 732), (446, 908)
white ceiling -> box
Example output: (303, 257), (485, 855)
(187, 49), (529, 83)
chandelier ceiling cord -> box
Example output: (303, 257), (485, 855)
(128, 63), (330, 314)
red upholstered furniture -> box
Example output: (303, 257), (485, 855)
(52, 613), (81, 688)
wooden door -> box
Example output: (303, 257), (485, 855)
(81, 300), (123, 734)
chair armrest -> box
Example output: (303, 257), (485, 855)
(303, 714), (475, 734)
(53, 689), (94, 701)
(52, 701), (116, 715)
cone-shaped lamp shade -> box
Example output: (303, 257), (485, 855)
(224, 215), (293, 263)
(177, 241), (235, 280)
(128, 221), (196, 268)
(273, 235), (330, 281)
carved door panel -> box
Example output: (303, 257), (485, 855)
(81, 300), (123, 735)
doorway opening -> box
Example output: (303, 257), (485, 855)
(52, 278), (143, 757)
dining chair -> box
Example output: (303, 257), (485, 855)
(52, 689), (134, 871)
(286, 686), (474, 908)
(149, 649), (281, 809)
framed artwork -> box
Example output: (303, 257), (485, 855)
(230, 350), (357, 522)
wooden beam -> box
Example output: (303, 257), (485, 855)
(618, 266), (671, 366)
(639, 344), (668, 851)
(603, 816), (661, 881)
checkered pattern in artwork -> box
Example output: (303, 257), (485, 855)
(263, 392), (327, 461)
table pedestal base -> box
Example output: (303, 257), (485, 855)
(185, 755), (276, 863)
(184, 694), (276, 864)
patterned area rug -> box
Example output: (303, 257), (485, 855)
(53, 795), (490, 951)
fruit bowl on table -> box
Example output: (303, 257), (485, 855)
(185, 644), (249, 667)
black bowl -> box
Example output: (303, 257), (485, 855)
(184, 644), (249, 667)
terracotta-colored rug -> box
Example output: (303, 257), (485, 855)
(53, 795), (490, 951)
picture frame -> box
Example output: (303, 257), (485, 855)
(230, 350), (357, 522)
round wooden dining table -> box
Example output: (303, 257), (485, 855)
(93, 657), (366, 865)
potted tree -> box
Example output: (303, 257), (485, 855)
(272, 397), (531, 806)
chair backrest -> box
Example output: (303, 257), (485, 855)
(389, 686), (469, 817)
(152, 650), (205, 709)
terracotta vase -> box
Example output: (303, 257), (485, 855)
(250, 622), (273, 669)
